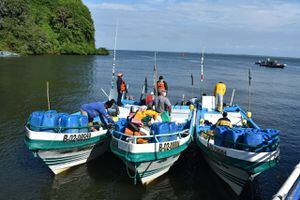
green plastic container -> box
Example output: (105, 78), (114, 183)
(160, 111), (171, 122)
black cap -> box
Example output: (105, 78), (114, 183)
(105, 99), (115, 108)
(222, 111), (228, 117)
(159, 76), (164, 80)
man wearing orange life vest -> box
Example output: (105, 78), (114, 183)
(156, 76), (168, 95)
(117, 72), (127, 106)
(214, 81), (226, 112)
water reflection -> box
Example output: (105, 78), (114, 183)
(1, 52), (300, 199)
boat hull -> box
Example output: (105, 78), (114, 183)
(37, 140), (109, 174)
(196, 135), (279, 195)
(111, 131), (191, 184)
(203, 152), (251, 194)
(124, 154), (180, 184)
(25, 127), (109, 174)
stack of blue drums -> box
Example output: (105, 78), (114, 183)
(29, 110), (88, 133)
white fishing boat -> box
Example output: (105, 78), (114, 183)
(0, 51), (19, 57)
(111, 105), (196, 184)
(24, 110), (111, 174)
(195, 95), (280, 195)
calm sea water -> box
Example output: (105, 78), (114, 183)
(0, 51), (299, 200)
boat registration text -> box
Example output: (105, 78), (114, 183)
(207, 143), (226, 156)
(159, 141), (180, 152)
(63, 133), (91, 142)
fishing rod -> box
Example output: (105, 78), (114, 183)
(200, 50), (204, 98)
(248, 68), (251, 112)
(153, 51), (158, 96)
(109, 20), (119, 100)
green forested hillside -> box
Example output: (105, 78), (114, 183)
(0, 0), (109, 55)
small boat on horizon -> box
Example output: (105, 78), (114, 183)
(0, 51), (19, 57)
(255, 58), (287, 68)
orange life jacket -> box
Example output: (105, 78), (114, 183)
(120, 81), (126, 92)
(124, 128), (148, 144)
(157, 81), (166, 91)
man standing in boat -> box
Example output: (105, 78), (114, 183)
(156, 76), (168, 95)
(214, 81), (226, 112)
(80, 99), (115, 130)
(154, 89), (172, 116)
(116, 72), (127, 106)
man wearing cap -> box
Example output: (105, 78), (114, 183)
(80, 99), (116, 130)
(116, 72), (127, 106)
(154, 89), (172, 115)
(156, 75), (168, 95)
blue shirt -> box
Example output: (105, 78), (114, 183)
(80, 102), (114, 124)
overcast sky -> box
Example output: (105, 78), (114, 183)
(83, 0), (300, 57)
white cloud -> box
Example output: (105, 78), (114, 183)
(165, 1), (300, 32)
(83, 0), (300, 57)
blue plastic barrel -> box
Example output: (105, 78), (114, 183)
(242, 129), (264, 152)
(169, 122), (178, 141)
(29, 111), (44, 131)
(224, 129), (244, 149)
(64, 115), (79, 133)
(57, 113), (69, 132)
(151, 122), (177, 142)
(78, 115), (88, 133)
(116, 118), (127, 132)
(41, 110), (58, 132)
(214, 126), (228, 147)
(265, 129), (280, 139)
(176, 123), (185, 132)
(263, 129), (280, 151)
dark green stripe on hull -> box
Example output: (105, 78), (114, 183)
(196, 138), (278, 174)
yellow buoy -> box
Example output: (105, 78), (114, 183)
(189, 104), (195, 111)
(113, 116), (119, 122)
(246, 112), (252, 118)
(242, 119), (247, 125)
(200, 118), (204, 124)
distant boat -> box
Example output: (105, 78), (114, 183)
(0, 51), (19, 57)
(255, 58), (286, 68)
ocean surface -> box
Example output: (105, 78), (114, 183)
(0, 51), (299, 200)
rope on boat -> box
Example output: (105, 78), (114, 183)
(124, 141), (137, 184)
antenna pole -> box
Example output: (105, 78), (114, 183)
(229, 89), (236, 106)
